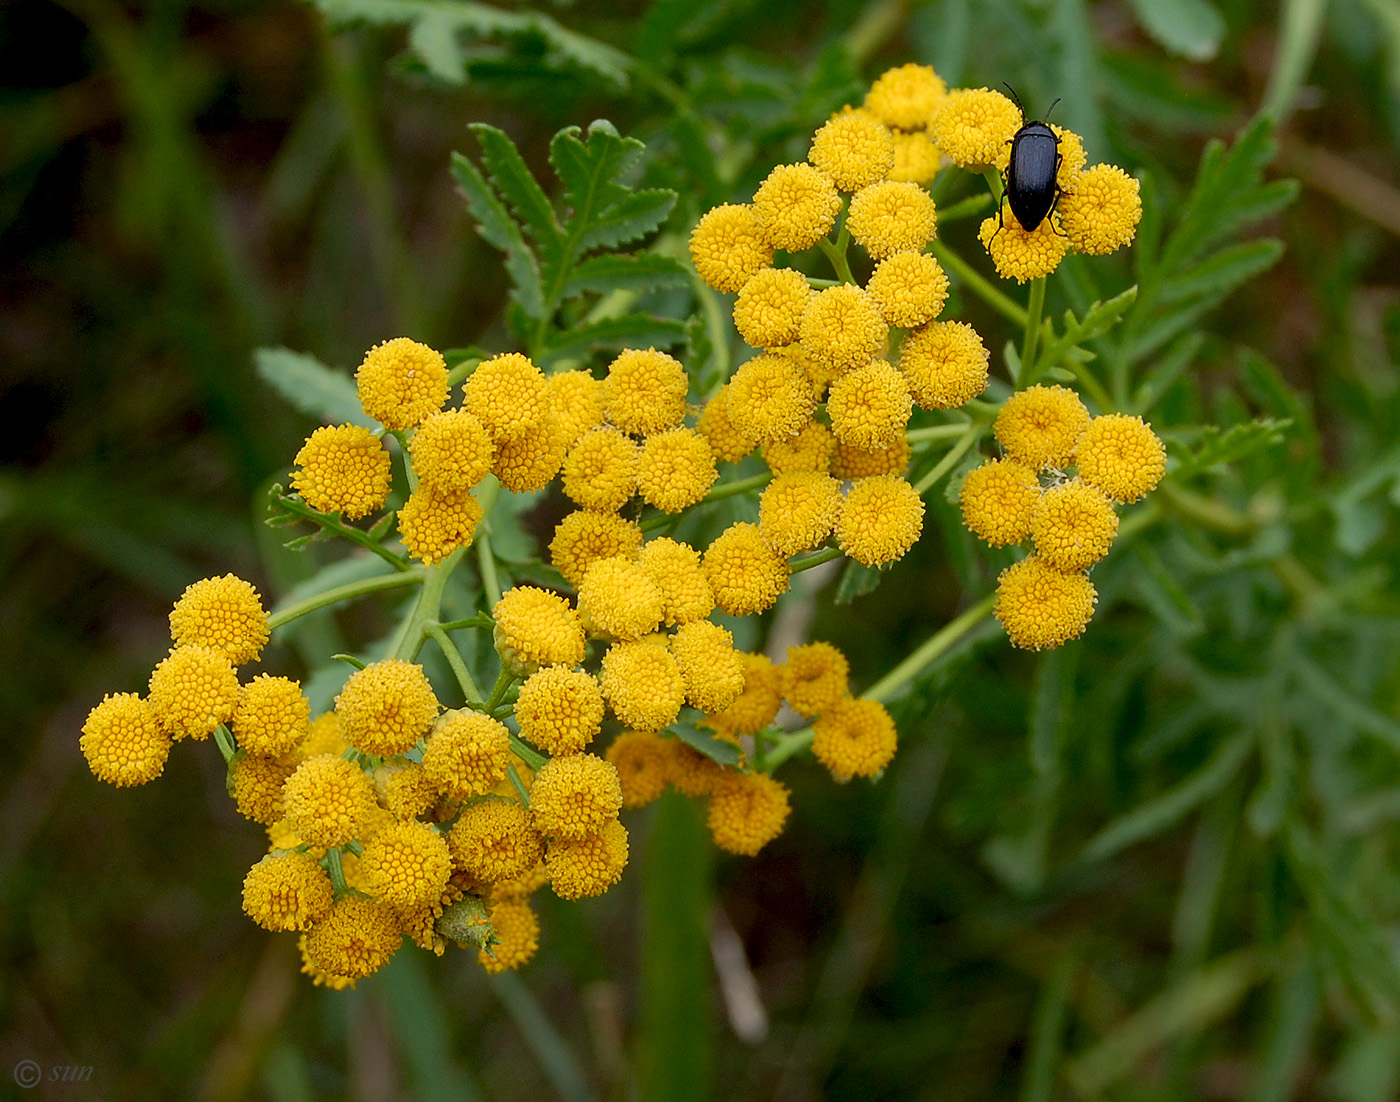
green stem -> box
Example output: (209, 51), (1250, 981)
(425, 622), (484, 707)
(640, 472), (773, 532)
(485, 668), (516, 713)
(213, 723), (237, 765)
(1157, 480), (1255, 536)
(764, 728), (814, 772)
(389, 547), (465, 662)
(791, 546), (844, 573)
(819, 225), (856, 285)
(508, 733), (547, 772)
(437, 614), (493, 631)
(934, 193), (994, 225)
(274, 492), (410, 571)
(506, 763), (532, 806)
(325, 848), (348, 895)
(930, 240), (1026, 326)
(267, 569), (423, 632)
(865, 593), (997, 702)
(1019, 277), (1048, 386)
(906, 422), (972, 445)
(476, 477), (503, 608)
(913, 425), (982, 495)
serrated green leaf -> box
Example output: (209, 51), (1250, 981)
(1171, 418), (1290, 476)
(577, 188), (677, 251)
(558, 253), (689, 300)
(541, 313), (686, 360)
(1158, 239), (1285, 307)
(254, 346), (373, 427)
(835, 559), (883, 604)
(672, 723), (743, 768)
(406, 10), (467, 82)
(470, 123), (561, 248)
(449, 151), (545, 318)
(549, 121), (642, 219)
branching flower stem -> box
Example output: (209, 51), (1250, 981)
(267, 570), (423, 632)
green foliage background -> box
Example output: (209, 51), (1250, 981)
(4, 0), (1400, 1098)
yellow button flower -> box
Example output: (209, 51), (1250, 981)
(547, 369), (607, 448)
(491, 412), (567, 493)
(397, 485), (483, 566)
(758, 472), (842, 556)
(831, 436), (911, 480)
(780, 641), (850, 718)
(546, 819), (629, 900)
(282, 754), (378, 848)
(360, 818), (453, 911)
(931, 87), (1022, 168)
(232, 674), (311, 758)
(812, 696), (897, 781)
(492, 586), (586, 674)
(549, 510), (644, 588)
(409, 409), (494, 495)
(899, 319), (990, 409)
(752, 163), (843, 252)
(231, 753), (298, 825)
(375, 760), (439, 820)
(562, 427), (639, 513)
(697, 385), (756, 464)
(335, 658), (439, 759)
(978, 207), (1071, 283)
(606, 731), (672, 808)
(865, 63), (947, 130)
(148, 644), (239, 740)
(637, 537), (715, 626)
(847, 181), (938, 259)
(994, 384), (1091, 470)
(578, 555), (666, 641)
(292, 424), (392, 520)
(169, 574), (270, 666)
(827, 358), (912, 451)
(763, 420), (834, 475)
(242, 852), (335, 932)
(866, 252), (949, 329)
(733, 266), (813, 349)
(1061, 164), (1142, 255)
(726, 353), (816, 447)
(80, 693), (170, 787)
(836, 475), (925, 567)
(799, 285), (889, 375)
(599, 639), (686, 731)
(889, 130), (942, 185)
(670, 619), (746, 714)
(1075, 413), (1166, 503)
(689, 203), (774, 293)
(303, 711), (349, 757)
(304, 896), (402, 982)
(1031, 479), (1119, 572)
(808, 110), (895, 192)
(702, 522), (790, 616)
(668, 741), (725, 797)
(357, 337), (449, 430)
(463, 352), (548, 443)
(529, 753), (623, 841)
(449, 798), (544, 883)
(479, 897), (540, 974)
(638, 428), (718, 513)
(959, 458), (1041, 547)
(605, 347), (689, 436)
(423, 706), (511, 802)
(995, 555), (1097, 650)
(706, 772), (790, 856)
(702, 652), (783, 738)
(515, 666), (604, 756)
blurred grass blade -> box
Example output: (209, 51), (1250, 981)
(1020, 951), (1077, 1102)
(1245, 955), (1318, 1102)
(490, 971), (594, 1102)
(1260, 0), (1328, 123)
(376, 948), (482, 1102)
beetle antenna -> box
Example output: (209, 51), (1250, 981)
(1001, 82), (1025, 120)
(1044, 97), (1062, 123)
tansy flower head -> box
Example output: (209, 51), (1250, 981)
(547, 369), (607, 448)
(865, 63), (947, 130)
(978, 207), (1070, 283)
(463, 352), (547, 444)
(231, 753), (298, 825)
(579, 555), (665, 641)
(599, 639), (686, 731)
(847, 181), (938, 259)
(515, 666), (604, 756)
(697, 385), (755, 463)
(638, 537), (714, 626)
(752, 163), (842, 252)
(303, 711), (349, 758)
(357, 337), (449, 430)
(242, 852), (335, 932)
(232, 674), (310, 758)
(529, 753), (623, 841)
(398, 485), (483, 566)
(282, 754), (377, 847)
(546, 818), (629, 900)
(763, 420), (834, 475)
(80, 693), (170, 787)
(808, 111), (895, 192)
(996, 555), (1097, 649)
(889, 130), (942, 184)
(707, 772), (790, 856)
(827, 358), (912, 451)
(360, 818), (453, 911)
(292, 425), (392, 521)
(1031, 479), (1119, 572)
(549, 510), (644, 588)
(491, 412), (567, 493)
(758, 472), (842, 556)
(726, 353), (816, 447)
(959, 458), (1041, 546)
(335, 658), (439, 759)
(780, 641), (850, 718)
(425, 705), (515, 800)
(605, 348), (688, 437)
(832, 436), (911, 480)
(169, 574), (269, 666)
(866, 252), (950, 330)
(670, 619), (746, 714)
(304, 896), (402, 982)
(899, 320), (990, 409)
(733, 266), (813, 349)
(689, 204), (774, 293)
(638, 428), (719, 513)
(1075, 413), (1166, 503)
(409, 409), (494, 495)
(375, 760), (439, 819)
(492, 861), (549, 902)
(812, 697), (897, 781)
(1060, 164), (1142, 255)
(994, 384), (1091, 470)
(479, 897), (540, 974)
(449, 798), (544, 883)
(837, 475), (925, 567)
(562, 428), (639, 513)
(931, 87), (1022, 168)
(780, 341), (843, 401)
(148, 644), (239, 741)
(492, 586), (586, 674)
(606, 731), (672, 808)
(799, 285), (889, 375)
(703, 522), (791, 616)
(703, 652), (783, 738)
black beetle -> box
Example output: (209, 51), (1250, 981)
(1000, 85), (1063, 234)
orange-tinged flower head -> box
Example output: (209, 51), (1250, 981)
(409, 409), (494, 494)
(831, 436), (911, 480)
(702, 522), (790, 616)
(799, 285), (889, 375)
(847, 181), (938, 259)
(1031, 479), (1119, 572)
(865, 63), (948, 130)
(479, 897), (540, 974)
(449, 797), (544, 883)
(994, 384), (1091, 470)
(148, 644), (239, 741)
(978, 207), (1070, 283)
(335, 658), (439, 759)
(1075, 413), (1166, 503)
(605, 347), (688, 437)
(670, 619), (746, 715)
(282, 754), (378, 848)
(726, 353), (816, 447)
(733, 266), (813, 349)
(292, 425), (392, 520)
(421, 709), (511, 801)
(697, 385), (755, 464)
(707, 772), (790, 856)
(827, 358), (912, 451)
(398, 485), (483, 565)
(763, 419), (834, 475)
(529, 753), (623, 841)
(1060, 163), (1141, 255)
(515, 666), (604, 756)
(638, 428), (719, 513)
(812, 697), (897, 781)
(599, 639), (686, 731)
(780, 641), (850, 718)
(562, 427), (639, 513)
(837, 475), (925, 567)
(808, 110), (895, 192)
(888, 130), (942, 184)
(689, 203), (773, 293)
(866, 252), (950, 330)
(81, 693), (170, 787)
(547, 369), (607, 448)
(546, 819), (629, 900)
(549, 510), (644, 588)
(758, 472), (842, 556)
(357, 337), (449, 430)
(703, 652), (783, 738)
(491, 411), (567, 493)
(242, 852), (335, 932)
(360, 818), (453, 911)
(231, 753), (298, 825)
(606, 731), (672, 809)
(959, 457), (1041, 547)
(304, 896), (402, 982)
(169, 574), (269, 666)
(752, 163), (842, 252)
(492, 586), (586, 675)
(232, 674), (311, 758)
(637, 537), (715, 626)
(931, 87), (1021, 168)
(578, 555), (666, 641)
(899, 319), (990, 409)
(995, 555), (1098, 649)
(463, 352), (547, 444)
